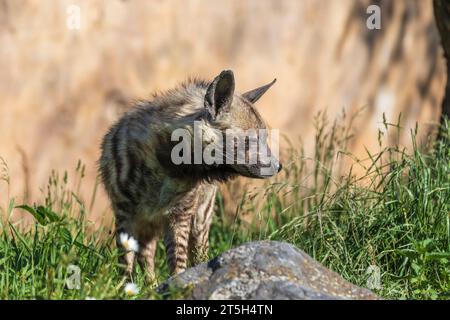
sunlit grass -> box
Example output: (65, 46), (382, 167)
(0, 114), (449, 300)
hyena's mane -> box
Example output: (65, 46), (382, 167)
(129, 77), (238, 185)
(146, 78), (210, 114)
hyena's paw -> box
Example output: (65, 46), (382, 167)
(190, 249), (209, 267)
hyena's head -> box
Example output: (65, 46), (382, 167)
(202, 70), (282, 179)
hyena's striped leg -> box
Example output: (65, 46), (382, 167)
(163, 211), (193, 275)
(116, 233), (136, 276)
(189, 186), (217, 265)
(137, 238), (158, 282)
(115, 213), (136, 277)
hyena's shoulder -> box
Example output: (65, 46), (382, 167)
(98, 106), (163, 205)
(98, 79), (209, 206)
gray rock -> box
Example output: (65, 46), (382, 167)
(157, 241), (379, 300)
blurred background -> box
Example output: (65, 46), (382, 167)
(0, 0), (446, 221)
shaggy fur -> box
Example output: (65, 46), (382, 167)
(99, 70), (280, 278)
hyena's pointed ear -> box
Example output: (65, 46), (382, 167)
(242, 78), (276, 104)
(205, 70), (235, 118)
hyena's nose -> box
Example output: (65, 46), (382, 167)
(275, 162), (283, 173)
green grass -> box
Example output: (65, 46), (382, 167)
(0, 113), (449, 300)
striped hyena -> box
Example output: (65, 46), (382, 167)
(99, 70), (281, 278)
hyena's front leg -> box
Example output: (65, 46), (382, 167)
(189, 186), (217, 265)
(137, 237), (158, 282)
(115, 222), (136, 276)
(163, 209), (193, 275)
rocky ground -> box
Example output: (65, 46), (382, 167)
(158, 241), (379, 300)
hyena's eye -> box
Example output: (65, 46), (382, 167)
(243, 136), (260, 153)
(244, 136), (251, 149)
(247, 136), (259, 148)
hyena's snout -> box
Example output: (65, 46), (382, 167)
(273, 159), (283, 173)
(260, 152), (282, 177)
(247, 146), (282, 178)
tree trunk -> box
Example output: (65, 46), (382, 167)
(433, 0), (450, 126)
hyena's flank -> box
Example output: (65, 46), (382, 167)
(99, 70), (282, 278)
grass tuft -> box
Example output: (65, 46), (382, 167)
(0, 114), (449, 299)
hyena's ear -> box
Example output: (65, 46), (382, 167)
(205, 70), (235, 118)
(242, 78), (276, 104)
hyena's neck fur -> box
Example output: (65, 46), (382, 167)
(143, 79), (237, 185)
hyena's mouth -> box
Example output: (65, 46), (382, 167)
(234, 162), (282, 179)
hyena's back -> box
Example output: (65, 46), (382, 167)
(99, 109), (163, 223)
(100, 81), (209, 223)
